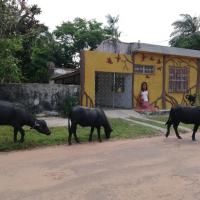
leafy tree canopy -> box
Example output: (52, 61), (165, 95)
(53, 16), (121, 68)
(0, 0), (121, 82)
(0, 0), (54, 83)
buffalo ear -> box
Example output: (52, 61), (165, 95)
(34, 121), (40, 127)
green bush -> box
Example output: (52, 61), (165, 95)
(61, 96), (79, 117)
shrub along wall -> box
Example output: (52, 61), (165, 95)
(0, 83), (80, 113)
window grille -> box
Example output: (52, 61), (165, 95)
(169, 67), (189, 93)
(134, 64), (154, 74)
(114, 75), (125, 93)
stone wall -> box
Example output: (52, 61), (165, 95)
(0, 83), (80, 113)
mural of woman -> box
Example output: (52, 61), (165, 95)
(136, 82), (157, 112)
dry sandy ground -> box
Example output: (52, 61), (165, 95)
(1, 134), (200, 200)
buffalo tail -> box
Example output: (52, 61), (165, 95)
(165, 108), (173, 125)
(68, 109), (72, 134)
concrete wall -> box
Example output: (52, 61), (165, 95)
(0, 83), (79, 113)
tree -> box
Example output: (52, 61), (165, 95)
(169, 14), (200, 50)
(105, 14), (121, 39)
(0, 0), (51, 83)
(0, 0), (19, 38)
(53, 18), (107, 68)
(53, 15), (121, 68)
(0, 37), (22, 83)
(0, 3), (121, 82)
(0, 0), (23, 82)
(28, 31), (56, 83)
(15, 3), (49, 82)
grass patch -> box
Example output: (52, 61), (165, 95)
(147, 115), (194, 129)
(130, 117), (167, 129)
(110, 118), (158, 139)
(130, 116), (189, 133)
(0, 118), (158, 152)
(147, 115), (169, 123)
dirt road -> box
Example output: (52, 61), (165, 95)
(1, 134), (200, 200)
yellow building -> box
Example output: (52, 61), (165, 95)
(80, 39), (200, 109)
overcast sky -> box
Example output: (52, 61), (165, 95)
(28, 0), (200, 46)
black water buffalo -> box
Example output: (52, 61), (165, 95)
(0, 102), (51, 143)
(166, 105), (200, 141)
(68, 106), (112, 145)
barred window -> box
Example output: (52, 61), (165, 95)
(169, 67), (189, 93)
(111, 74), (125, 93)
(134, 64), (154, 74)
(114, 75), (124, 93)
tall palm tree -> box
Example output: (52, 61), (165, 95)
(169, 14), (200, 49)
(105, 14), (121, 39)
(171, 14), (200, 37)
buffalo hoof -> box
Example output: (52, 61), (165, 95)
(68, 142), (72, 146)
(192, 137), (196, 141)
(178, 136), (182, 139)
(99, 140), (102, 143)
(165, 133), (169, 138)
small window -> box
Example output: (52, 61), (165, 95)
(134, 64), (154, 74)
(169, 67), (189, 93)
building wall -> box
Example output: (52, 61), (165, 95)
(133, 53), (163, 108)
(82, 51), (133, 107)
(82, 50), (198, 109)
(165, 57), (197, 108)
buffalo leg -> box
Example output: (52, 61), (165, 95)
(19, 128), (25, 143)
(192, 124), (199, 141)
(71, 124), (80, 144)
(73, 125), (80, 144)
(173, 123), (182, 139)
(165, 121), (172, 138)
(68, 125), (73, 145)
(89, 126), (94, 142)
(74, 133), (80, 143)
(14, 127), (18, 143)
(97, 127), (102, 142)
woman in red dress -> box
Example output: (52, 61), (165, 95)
(136, 82), (157, 112)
